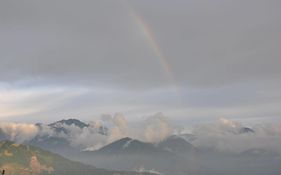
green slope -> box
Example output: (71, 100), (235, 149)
(0, 141), (154, 175)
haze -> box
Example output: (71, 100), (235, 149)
(1, 1), (281, 124)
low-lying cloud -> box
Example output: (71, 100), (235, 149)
(143, 113), (173, 143)
(0, 113), (173, 150)
(1, 114), (281, 154)
(0, 122), (39, 143)
(191, 118), (281, 154)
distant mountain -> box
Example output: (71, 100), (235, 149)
(0, 140), (154, 175)
(29, 119), (78, 157)
(79, 137), (188, 175)
(176, 133), (197, 142)
(0, 129), (8, 141)
(158, 135), (196, 154)
(46, 118), (108, 136)
(29, 119), (108, 157)
(239, 127), (255, 134)
(28, 135), (77, 157)
(94, 137), (167, 155)
(48, 119), (89, 134)
(241, 148), (279, 157)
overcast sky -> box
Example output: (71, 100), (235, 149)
(0, 0), (280, 123)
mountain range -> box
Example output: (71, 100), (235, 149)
(27, 119), (254, 154)
(1, 118), (280, 175)
(0, 140), (154, 175)
(79, 136), (196, 175)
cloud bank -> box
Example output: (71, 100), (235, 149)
(0, 122), (39, 143)
(191, 118), (281, 154)
(0, 114), (281, 154)
(0, 113), (173, 150)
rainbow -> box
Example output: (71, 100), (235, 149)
(123, 1), (184, 105)
(124, 2), (177, 87)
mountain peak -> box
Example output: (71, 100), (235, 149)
(158, 135), (196, 153)
(239, 127), (254, 134)
(49, 119), (89, 129)
(94, 137), (168, 155)
(119, 137), (133, 142)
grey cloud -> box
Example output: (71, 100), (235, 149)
(0, 0), (281, 123)
(0, 0), (167, 88)
(0, 0), (280, 88)
(191, 118), (281, 154)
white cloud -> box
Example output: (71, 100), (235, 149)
(0, 122), (39, 143)
(191, 118), (281, 154)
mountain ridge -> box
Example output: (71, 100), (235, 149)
(0, 140), (155, 175)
